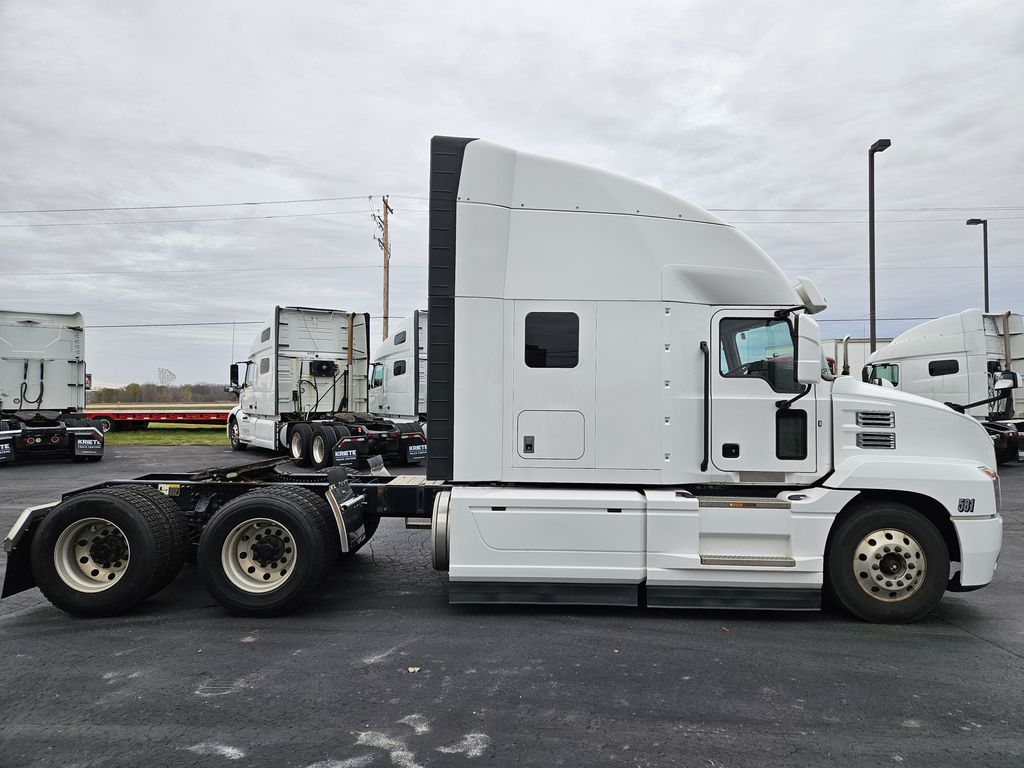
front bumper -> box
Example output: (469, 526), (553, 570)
(951, 514), (1002, 588)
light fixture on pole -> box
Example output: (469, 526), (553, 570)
(966, 218), (990, 312)
(868, 138), (891, 353)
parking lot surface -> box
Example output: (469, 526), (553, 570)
(1, 446), (1022, 767)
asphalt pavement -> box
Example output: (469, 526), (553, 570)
(0, 446), (1022, 767)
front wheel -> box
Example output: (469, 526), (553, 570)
(229, 418), (247, 451)
(827, 502), (949, 623)
(197, 486), (335, 616)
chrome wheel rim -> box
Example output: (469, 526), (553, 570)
(853, 528), (925, 602)
(312, 435), (326, 465)
(289, 433), (303, 459)
(230, 421), (240, 444)
(221, 518), (296, 593)
(54, 517), (130, 593)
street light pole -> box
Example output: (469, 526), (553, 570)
(868, 138), (891, 353)
(967, 218), (989, 312)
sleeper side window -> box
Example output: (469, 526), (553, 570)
(525, 312), (579, 368)
(259, 357), (271, 375)
(928, 359), (959, 377)
(394, 331), (407, 346)
(393, 360), (407, 376)
(261, 327), (272, 343)
(719, 317), (800, 394)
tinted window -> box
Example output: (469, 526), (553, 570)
(929, 359), (959, 376)
(370, 363), (384, 388)
(525, 312), (579, 368)
(394, 331), (407, 345)
(776, 409), (807, 460)
(261, 328), (271, 343)
(394, 360), (407, 376)
(719, 317), (800, 393)
(872, 363), (899, 386)
(259, 357), (270, 375)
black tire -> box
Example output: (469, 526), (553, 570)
(827, 502), (949, 623)
(95, 416), (115, 433)
(309, 424), (337, 470)
(30, 487), (180, 617)
(197, 486), (335, 617)
(394, 421), (422, 435)
(128, 486), (190, 596)
(330, 424), (351, 441)
(289, 423), (314, 467)
(228, 417), (248, 451)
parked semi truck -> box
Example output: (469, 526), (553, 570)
(369, 309), (428, 423)
(864, 309), (1023, 463)
(0, 310), (104, 465)
(226, 306), (426, 469)
(2, 138), (1003, 624)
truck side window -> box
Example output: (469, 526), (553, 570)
(370, 363), (384, 388)
(873, 363), (899, 386)
(525, 312), (579, 368)
(394, 360), (407, 376)
(928, 359), (959, 376)
(719, 317), (800, 393)
(259, 358), (270, 375)
(394, 331), (407, 346)
(244, 363), (255, 388)
(261, 327), (271, 343)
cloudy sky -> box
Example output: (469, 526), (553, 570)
(1, 1), (1022, 386)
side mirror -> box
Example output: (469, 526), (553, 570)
(794, 314), (822, 385)
(994, 371), (1021, 390)
(229, 363), (240, 387)
(862, 365), (872, 383)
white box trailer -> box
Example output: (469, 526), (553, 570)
(2, 138), (1002, 625)
(226, 306), (426, 469)
(0, 310), (104, 465)
(369, 309), (428, 422)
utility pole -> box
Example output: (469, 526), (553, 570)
(373, 195), (394, 341)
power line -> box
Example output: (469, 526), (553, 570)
(0, 209), (387, 229)
(714, 206), (1024, 213)
(2, 264), (427, 278)
(0, 194), (426, 215)
(87, 317), (404, 329)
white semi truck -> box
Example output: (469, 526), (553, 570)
(0, 310), (104, 465)
(369, 309), (428, 423)
(2, 138), (1002, 624)
(226, 306), (427, 469)
(864, 309), (1023, 463)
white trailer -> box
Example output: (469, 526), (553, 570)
(369, 309), (428, 422)
(2, 138), (1003, 624)
(226, 306), (426, 469)
(0, 310), (104, 465)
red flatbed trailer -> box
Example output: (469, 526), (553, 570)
(85, 404), (233, 432)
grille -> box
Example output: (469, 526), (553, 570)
(856, 410), (895, 428)
(857, 432), (896, 449)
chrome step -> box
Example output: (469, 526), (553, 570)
(700, 554), (796, 568)
(405, 517), (432, 529)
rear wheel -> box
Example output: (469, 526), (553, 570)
(289, 423), (314, 467)
(95, 417), (114, 433)
(30, 487), (182, 616)
(827, 502), (949, 623)
(309, 424), (338, 470)
(197, 486), (335, 616)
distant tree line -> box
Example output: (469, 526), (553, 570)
(87, 382), (229, 404)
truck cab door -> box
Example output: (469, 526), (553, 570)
(710, 309), (817, 475)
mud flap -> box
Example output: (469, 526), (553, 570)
(325, 483), (368, 553)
